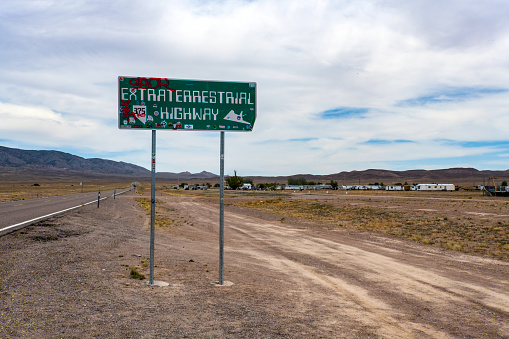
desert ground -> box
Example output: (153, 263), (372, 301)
(1, 188), (509, 338)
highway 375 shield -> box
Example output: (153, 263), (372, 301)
(118, 76), (256, 131)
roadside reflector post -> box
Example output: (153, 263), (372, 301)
(114, 190), (116, 199)
(219, 131), (225, 285)
(97, 191), (100, 208)
(149, 129), (156, 285)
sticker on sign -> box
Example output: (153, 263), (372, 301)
(118, 76), (256, 131)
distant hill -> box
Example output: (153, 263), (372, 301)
(248, 168), (509, 186)
(0, 146), (150, 177)
(0, 146), (217, 180)
(1, 146), (507, 185)
(328, 168), (509, 182)
(157, 171), (218, 180)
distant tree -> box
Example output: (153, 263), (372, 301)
(258, 183), (266, 190)
(502, 181), (508, 187)
(214, 183), (220, 188)
(226, 170), (244, 190)
(307, 181), (316, 186)
(288, 177), (307, 185)
(179, 182), (188, 188)
(330, 180), (338, 189)
(267, 183), (278, 190)
(244, 178), (254, 185)
(394, 182), (403, 186)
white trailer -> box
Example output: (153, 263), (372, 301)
(285, 185), (302, 191)
(415, 184), (455, 191)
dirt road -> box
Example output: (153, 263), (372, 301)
(1, 193), (509, 338)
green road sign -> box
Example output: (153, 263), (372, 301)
(118, 76), (256, 131)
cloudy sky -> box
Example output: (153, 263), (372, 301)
(1, 0), (509, 176)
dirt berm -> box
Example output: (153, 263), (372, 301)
(1, 193), (509, 338)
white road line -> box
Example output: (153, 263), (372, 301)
(0, 198), (101, 236)
(0, 188), (132, 236)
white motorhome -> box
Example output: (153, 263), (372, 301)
(415, 184), (455, 191)
(385, 185), (404, 191)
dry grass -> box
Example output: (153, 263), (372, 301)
(135, 197), (178, 230)
(0, 181), (133, 202)
(233, 196), (509, 261)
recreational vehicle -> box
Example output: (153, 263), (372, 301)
(415, 184), (455, 191)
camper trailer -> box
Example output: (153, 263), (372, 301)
(415, 184), (455, 191)
(385, 185), (404, 191)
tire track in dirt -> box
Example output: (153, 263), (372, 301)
(165, 198), (509, 338)
(226, 222), (458, 337)
(304, 236), (509, 314)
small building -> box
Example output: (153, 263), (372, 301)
(285, 185), (303, 190)
(415, 184), (455, 191)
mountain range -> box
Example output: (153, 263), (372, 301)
(251, 168), (509, 186)
(1, 146), (507, 185)
(0, 146), (217, 181)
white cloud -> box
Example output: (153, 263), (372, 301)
(1, 0), (509, 175)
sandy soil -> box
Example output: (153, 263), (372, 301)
(1, 192), (509, 338)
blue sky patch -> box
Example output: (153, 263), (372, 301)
(398, 87), (507, 107)
(320, 107), (369, 119)
(363, 139), (415, 145)
(289, 137), (319, 142)
(437, 139), (509, 149)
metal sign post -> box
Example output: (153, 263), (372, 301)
(118, 76), (256, 287)
(219, 131), (225, 285)
(149, 130), (156, 285)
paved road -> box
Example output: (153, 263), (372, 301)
(0, 188), (132, 235)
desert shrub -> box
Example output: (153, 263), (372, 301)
(129, 267), (145, 280)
